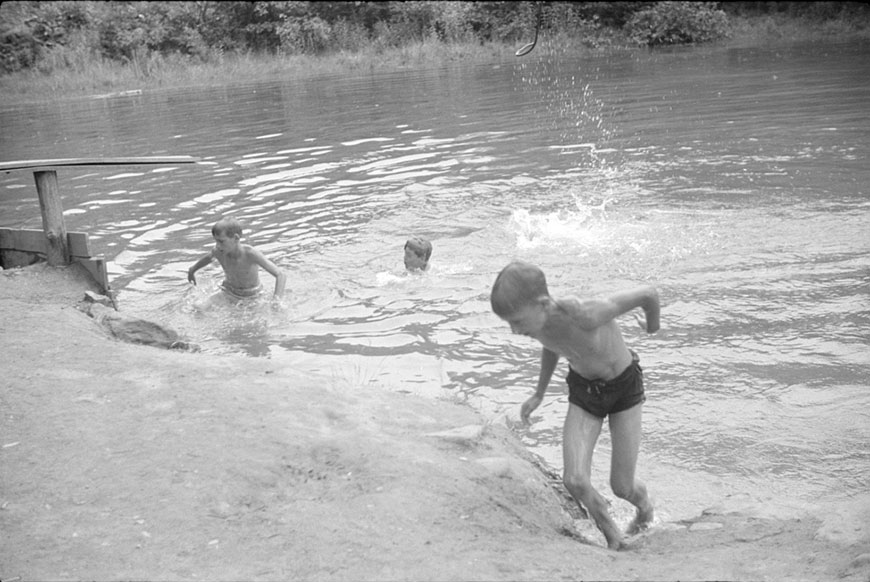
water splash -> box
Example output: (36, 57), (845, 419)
(514, 52), (618, 174)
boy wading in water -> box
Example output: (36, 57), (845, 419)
(490, 260), (660, 550)
(187, 217), (286, 308)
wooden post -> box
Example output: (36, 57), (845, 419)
(33, 170), (69, 266)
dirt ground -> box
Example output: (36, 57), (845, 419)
(2, 263), (869, 581)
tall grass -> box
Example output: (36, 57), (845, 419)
(0, 38), (515, 104)
(1, 13), (867, 105)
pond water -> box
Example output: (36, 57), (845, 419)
(2, 40), (868, 529)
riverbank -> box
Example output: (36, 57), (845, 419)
(1, 14), (868, 106)
(2, 262), (869, 580)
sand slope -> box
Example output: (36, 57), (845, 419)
(1, 264), (867, 581)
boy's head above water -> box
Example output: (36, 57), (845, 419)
(212, 217), (243, 239)
(491, 260), (550, 319)
(211, 217), (244, 254)
(404, 236), (432, 271)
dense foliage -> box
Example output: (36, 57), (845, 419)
(625, 2), (729, 45)
(1, 1), (868, 75)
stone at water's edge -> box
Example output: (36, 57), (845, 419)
(85, 302), (197, 351)
(83, 290), (113, 307)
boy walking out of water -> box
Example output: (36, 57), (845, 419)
(490, 260), (660, 550)
(188, 217), (286, 305)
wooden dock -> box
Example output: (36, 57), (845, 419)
(1, 156), (199, 305)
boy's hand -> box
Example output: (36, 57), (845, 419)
(633, 311), (659, 333)
(520, 394), (544, 426)
(187, 270), (197, 285)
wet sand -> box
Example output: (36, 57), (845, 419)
(1, 263), (867, 581)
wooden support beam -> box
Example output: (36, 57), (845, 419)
(33, 170), (69, 266)
(0, 229), (93, 258)
(0, 156), (199, 308)
(0, 228), (111, 295)
(75, 256), (111, 296)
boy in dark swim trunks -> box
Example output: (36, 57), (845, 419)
(187, 217), (286, 308)
(490, 260), (660, 551)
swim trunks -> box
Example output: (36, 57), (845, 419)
(566, 350), (645, 418)
(220, 281), (263, 300)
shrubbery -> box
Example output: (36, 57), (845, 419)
(625, 2), (730, 46)
(1, 1), (867, 76)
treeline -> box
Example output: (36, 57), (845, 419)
(1, 1), (868, 75)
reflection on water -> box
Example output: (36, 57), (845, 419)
(2, 41), (868, 523)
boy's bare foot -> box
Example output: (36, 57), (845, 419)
(626, 502), (655, 535)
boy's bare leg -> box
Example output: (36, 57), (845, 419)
(562, 404), (625, 550)
(609, 403), (654, 536)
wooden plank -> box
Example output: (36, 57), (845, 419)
(67, 232), (92, 257)
(0, 227), (110, 295)
(34, 170), (69, 266)
(0, 228), (46, 253)
(75, 256), (111, 296)
(0, 156), (199, 172)
(0, 229), (95, 258)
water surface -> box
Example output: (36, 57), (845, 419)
(2, 40), (868, 529)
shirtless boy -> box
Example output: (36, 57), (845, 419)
(187, 217), (286, 305)
(490, 260), (660, 550)
(404, 236), (432, 272)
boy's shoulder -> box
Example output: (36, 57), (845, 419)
(239, 242), (263, 255)
(550, 296), (606, 327)
(553, 295), (584, 313)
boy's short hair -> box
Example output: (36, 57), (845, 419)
(405, 236), (432, 261)
(212, 217), (243, 238)
(491, 260), (549, 318)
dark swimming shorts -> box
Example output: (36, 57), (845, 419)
(566, 350), (646, 418)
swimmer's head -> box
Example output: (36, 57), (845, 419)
(404, 236), (432, 271)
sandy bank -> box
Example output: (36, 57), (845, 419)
(1, 263), (867, 581)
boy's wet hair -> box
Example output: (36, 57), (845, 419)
(491, 260), (549, 317)
(212, 217), (243, 238)
(405, 236), (433, 261)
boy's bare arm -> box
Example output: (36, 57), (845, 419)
(248, 247), (286, 298)
(521, 348), (558, 425)
(608, 286), (660, 332)
(535, 348), (559, 397)
(572, 286), (660, 332)
(187, 251), (215, 284)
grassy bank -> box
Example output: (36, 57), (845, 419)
(0, 38), (516, 104)
(0, 14), (867, 105)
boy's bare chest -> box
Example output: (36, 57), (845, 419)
(540, 325), (625, 378)
(216, 251), (257, 276)
(543, 329), (603, 359)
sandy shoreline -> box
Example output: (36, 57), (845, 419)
(1, 263), (868, 581)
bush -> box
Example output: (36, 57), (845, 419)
(0, 0), (93, 74)
(0, 26), (41, 73)
(625, 1), (730, 45)
(277, 16), (331, 54)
